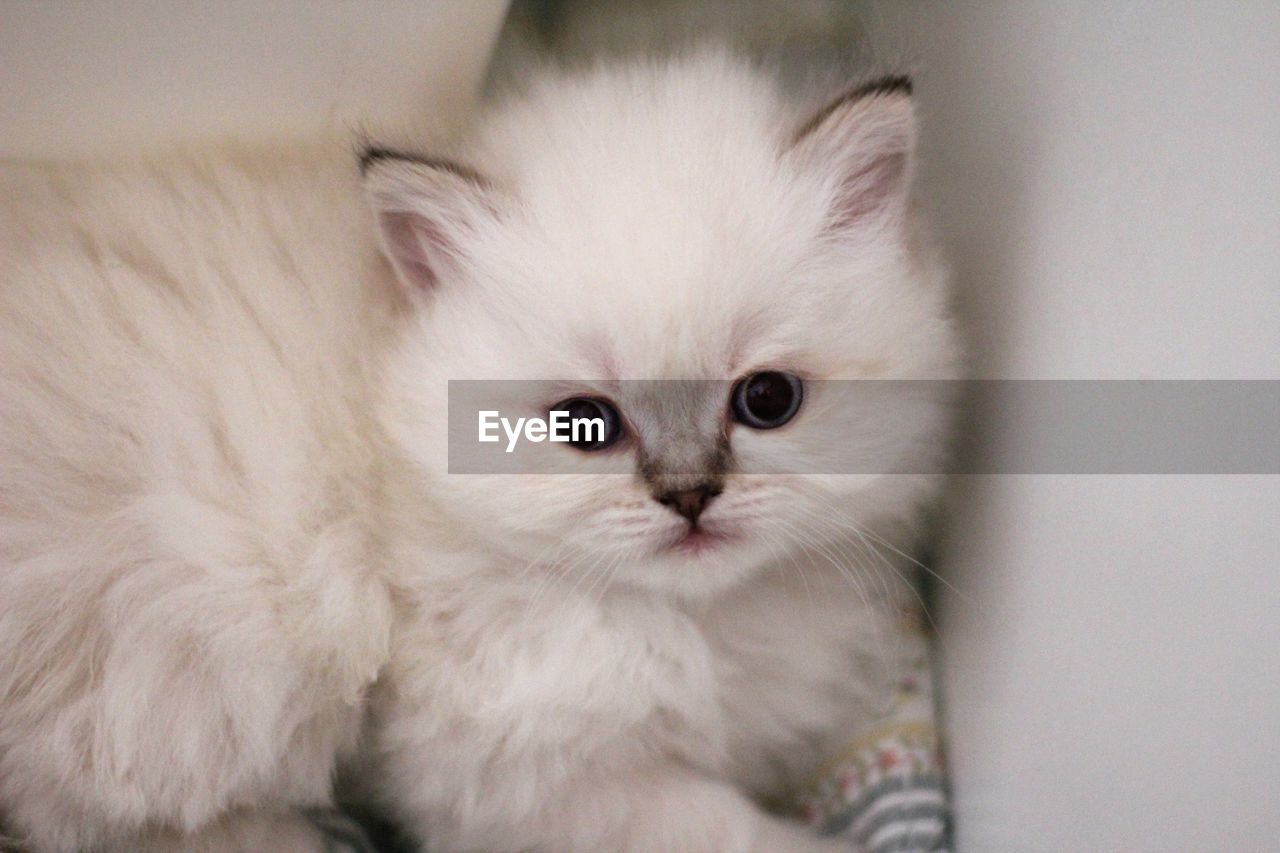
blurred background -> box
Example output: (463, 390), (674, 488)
(3, 1), (1278, 849)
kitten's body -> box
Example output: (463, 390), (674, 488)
(0, 3), (956, 852)
(0, 154), (397, 850)
(363, 518), (916, 852)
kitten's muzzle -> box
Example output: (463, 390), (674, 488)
(655, 484), (721, 526)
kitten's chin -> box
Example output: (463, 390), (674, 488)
(611, 532), (768, 600)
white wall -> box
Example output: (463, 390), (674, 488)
(0, 1), (511, 158)
(853, 3), (1280, 849)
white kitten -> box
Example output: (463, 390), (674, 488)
(350, 19), (958, 853)
(0, 4), (955, 852)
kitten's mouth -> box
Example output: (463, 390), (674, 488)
(667, 526), (731, 557)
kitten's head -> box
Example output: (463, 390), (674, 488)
(366, 55), (957, 599)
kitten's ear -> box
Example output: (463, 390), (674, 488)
(360, 148), (499, 294)
(790, 75), (916, 233)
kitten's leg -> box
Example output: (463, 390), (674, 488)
(546, 768), (855, 853)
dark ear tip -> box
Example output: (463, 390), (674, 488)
(854, 74), (914, 100)
(357, 146), (492, 187)
(793, 74), (915, 144)
(359, 146), (416, 175)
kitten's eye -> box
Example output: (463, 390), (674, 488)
(554, 397), (623, 451)
(730, 371), (803, 429)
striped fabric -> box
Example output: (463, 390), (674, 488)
(795, 620), (951, 852)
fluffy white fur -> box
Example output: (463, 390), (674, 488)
(0, 8), (957, 853)
(350, 46), (957, 852)
(0, 153), (398, 850)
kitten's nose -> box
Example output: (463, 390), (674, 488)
(656, 484), (721, 525)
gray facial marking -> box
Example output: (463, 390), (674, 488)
(627, 380), (733, 498)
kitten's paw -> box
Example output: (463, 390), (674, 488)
(307, 808), (380, 853)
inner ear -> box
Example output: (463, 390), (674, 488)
(789, 75), (917, 233)
(360, 147), (499, 294)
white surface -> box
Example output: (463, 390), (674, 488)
(853, 2), (1280, 849)
(0, 0), (511, 158)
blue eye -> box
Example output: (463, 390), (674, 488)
(730, 372), (803, 429)
(554, 397), (623, 451)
